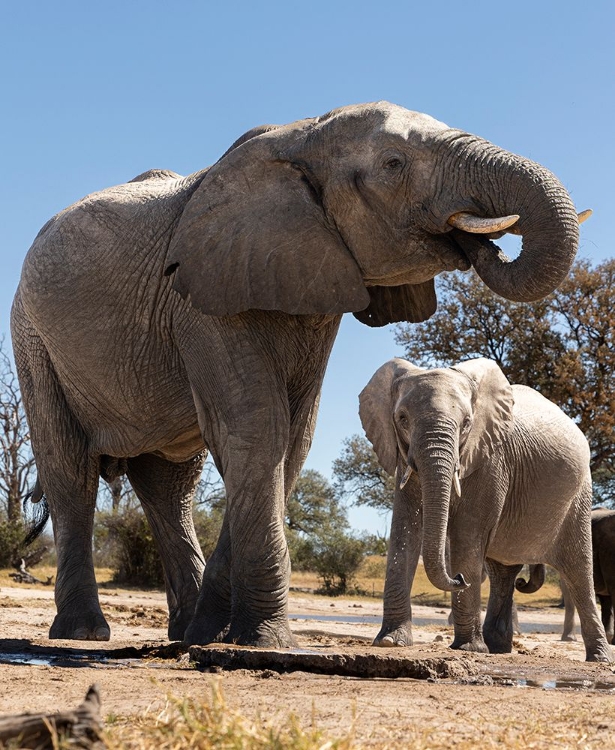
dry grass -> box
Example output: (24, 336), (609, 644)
(99, 683), (610, 750)
(103, 680), (355, 750)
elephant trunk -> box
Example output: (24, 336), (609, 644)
(443, 136), (580, 302)
(515, 564), (546, 593)
(415, 420), (469, 592)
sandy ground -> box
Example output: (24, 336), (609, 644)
(1, 583), (615, 747)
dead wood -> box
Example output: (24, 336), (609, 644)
(0, 684), (103, 749)
(8, 559), (53, 586)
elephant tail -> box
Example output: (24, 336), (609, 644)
(22, 477), (50, 546)
(515, 564), (546, 594)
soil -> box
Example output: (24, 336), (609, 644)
(1, 583), (615, 747)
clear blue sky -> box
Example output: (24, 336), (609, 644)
(2, 1), (613, 534)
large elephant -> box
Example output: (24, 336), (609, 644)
(359, 357), (610, 662)
(12, 102), (587, 648)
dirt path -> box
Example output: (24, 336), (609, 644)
(1, 584), (614, 747)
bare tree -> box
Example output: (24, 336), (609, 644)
(0, 341), (36, 523)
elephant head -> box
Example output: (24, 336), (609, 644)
(165, 101), (585, 325)
(359, 357), (514, 591)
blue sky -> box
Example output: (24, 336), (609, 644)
(2, 1), (613, 533)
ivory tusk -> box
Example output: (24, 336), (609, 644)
(457, 208), (592, 237)
(447, 212), (520, 234)
(577, 209), (592, 224)
(453, 470), (462, 497)
(399, 466), (413, 489)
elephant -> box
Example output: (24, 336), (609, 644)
(359, 357), (611, 661)
(12, 101), (588, 648)
(561, 509), (615, 644)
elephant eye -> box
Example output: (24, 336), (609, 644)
(384, 157), (403, 171)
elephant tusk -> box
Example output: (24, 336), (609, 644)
(447, 212), (520, 234)
(453, 470), (462, 498)
(501, 208), (593, 237)
(399, 465), (413, 489)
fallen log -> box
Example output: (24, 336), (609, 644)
(0, 684), (103, 749)
(8, 559), (54, 586)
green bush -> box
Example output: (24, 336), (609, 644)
(309, 529), (368, 595)
(0, 520), (26, 568)
(94, 504), (224, 587)
(96, 509), (164, 587)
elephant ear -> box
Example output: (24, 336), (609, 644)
(451, 358), (515, 478)
(359, 358), (422, 476)
(353, 281), (437, 327)
(165, 125), (370, 317)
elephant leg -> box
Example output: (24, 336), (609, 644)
(180, 360), (291, 646)
(559, 575), (577, 641)
(598, 595), (614, 644)
(186, 422), (292, 649)
(558, 566), (611, 662)
(374, 475), (422, 647)
(482, 560), (523, 653)
(185, 511), (233, 644)
(552, 496), (612, 662)
(180, 312), (339, 648)
(125, 452), (206, 640)
(12, 317), (107, 640)
(224, 429), (293, 647)
(448, 544), (487, 653)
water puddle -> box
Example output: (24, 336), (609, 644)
(0, 642), (187, 669)
(489, 674), (615, 692)
(0, 652), (184, 669)
(289, 613), (561, 634)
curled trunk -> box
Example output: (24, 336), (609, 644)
(442, 136), (580, 302)
(515, 564), (546, 593)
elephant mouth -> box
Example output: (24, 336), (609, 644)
(364, 232), (477, 287)
(448, 229), (512, 270)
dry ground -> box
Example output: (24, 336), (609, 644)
(1, 574), (615, 748)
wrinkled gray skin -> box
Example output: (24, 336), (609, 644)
(561, 510), (615, 644)
(360, 357), (611, 662)
(446, 563), (544, 633)
(12, 101), (583, 647)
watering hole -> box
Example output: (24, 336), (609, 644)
(2, 642), (614, 694)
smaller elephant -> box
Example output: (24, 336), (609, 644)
(561, 509), (615, 644)
(360, 357), (611, 662)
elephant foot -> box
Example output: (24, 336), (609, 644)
(223, 616), (296, 648)
(483, 632), (514, 654)
(183, 614), (230, 646)
(373, 622), (413, 647)
(560, 633), (577, 642)
(168, 606), (199, 641)
(451, 637), (489, 653)
(50, 611), (110, 641)
(585, 643), (612, 663)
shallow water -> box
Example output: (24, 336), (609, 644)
(490, 673), (615, 692)
(289, 612), (562, 634)
(0, 652), (182, 669)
